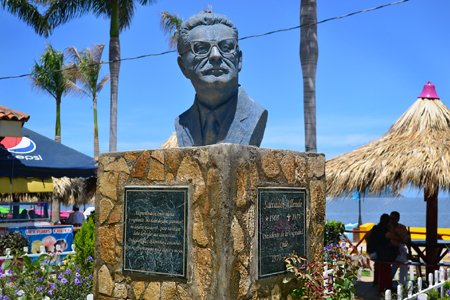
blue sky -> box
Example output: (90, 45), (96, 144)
(1, 0), (449, 171)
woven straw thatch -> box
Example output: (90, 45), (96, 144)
(52, 177), (96, 206)
(0, 177), (96, 205)
(0, 193), (51, 203)
(160, 132), (178, 148)
(326, 97), (450, 198)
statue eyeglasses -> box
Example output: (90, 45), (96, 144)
(182, 38), (238, 57)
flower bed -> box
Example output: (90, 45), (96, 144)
(0, 252), (93, 299)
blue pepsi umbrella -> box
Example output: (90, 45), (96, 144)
(0, 127), (97, 178)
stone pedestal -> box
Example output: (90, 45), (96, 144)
(95, 144), (325, 300)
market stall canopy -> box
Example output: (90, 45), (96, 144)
(0, 127), (97, 179)
(0, 177), (53, 193)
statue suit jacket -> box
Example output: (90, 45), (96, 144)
(175, 86), (268, 147)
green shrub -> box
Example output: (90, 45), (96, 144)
(0, 251), (93, 299)
(0, 251), (56, 299)
(0, 231), (30, 255)
(324, 220), (345, 247)
(73, 217), (95, 270)
(284, 244), (369, 299)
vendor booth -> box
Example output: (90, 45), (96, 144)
(0, 105), (96, 256)
(0, 202), (74, 259)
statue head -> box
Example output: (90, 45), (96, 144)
(177, 13), (242, 108)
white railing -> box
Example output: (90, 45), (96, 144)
(385, 267), (450, 300)
(323, 254), (368, 295)
(0, 245), (94, 300)
(0, 244), (76, 268)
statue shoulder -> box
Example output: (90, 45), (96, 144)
(237, 87), (267, 118)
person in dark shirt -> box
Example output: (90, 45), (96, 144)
(66, 204), (85, 227)
(366, 213), (404, 262)
(366, 214), (392, 260)
(19, 209), (28, 219)
(28, 210), (36, 220)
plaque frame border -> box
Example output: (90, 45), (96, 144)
(122, 186), (189, 279)
(257, 187), (307, 279)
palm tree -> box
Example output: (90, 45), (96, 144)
(300, 0), (318, 153)
(45, 0), (157, 152)
(1, 0), (51, 37)
(30, 43), (73, 143)
(159, 6), (211, 50)
(159, 11), (183, 50)
(65, 44), (110, 160)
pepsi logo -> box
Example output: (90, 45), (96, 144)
(0, 136), (36, 154)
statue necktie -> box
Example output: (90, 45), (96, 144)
(203, 110), (219, 145)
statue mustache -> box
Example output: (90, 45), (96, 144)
(195, 56), (235, 73)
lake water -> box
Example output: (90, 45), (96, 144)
(326, 197), (450, 228)
(59, 197), (450, 228)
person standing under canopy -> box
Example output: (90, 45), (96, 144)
(66, 204), (86, 227)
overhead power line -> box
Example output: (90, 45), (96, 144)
(0, 0), (410, 81)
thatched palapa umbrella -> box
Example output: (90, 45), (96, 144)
(326, 81), (449, 272)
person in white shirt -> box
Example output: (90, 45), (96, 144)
(389, 211), (409, 285)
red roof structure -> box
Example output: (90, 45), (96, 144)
(0, 105), (30, 122)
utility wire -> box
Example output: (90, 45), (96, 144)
(239, 0), (409, 40)
(0, 0), (409, 81)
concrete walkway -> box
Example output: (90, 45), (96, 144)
(354, 276), (386, 300)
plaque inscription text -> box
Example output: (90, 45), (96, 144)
(123, 187), (188, 278)
(258, 188), (306, 279)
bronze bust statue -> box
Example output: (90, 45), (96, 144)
(175, 13), (268, 147)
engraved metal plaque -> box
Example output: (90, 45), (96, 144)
(123, 186), (188, 278)
(258, 188), (306, 279)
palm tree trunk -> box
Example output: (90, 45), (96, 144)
(55, 98), (61, 143)
(93, 97), (99, 160)
(51, 193), (60, 223)
(300, 0), (318, 153)
(109, 0), (120, 152)
(53, 97), (61, 222)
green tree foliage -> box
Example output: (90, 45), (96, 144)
(45, 0), (158, 152)
(1, 0), (51, 37)
(0, 231), (30, 255)
(65, 44), (110, 160)
(324, 220), (345, 247)
(73, 216), (95, 269)
(30, 43), (73, 143)
(159, 11), (184, 50)
(159, 5), (212, 50)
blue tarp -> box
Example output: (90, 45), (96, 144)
(0, 127), (96, 178)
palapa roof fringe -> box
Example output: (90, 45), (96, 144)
(160, 132), (178, 148)
(0, 177), (96, 205)
(326, 98), (450, 198)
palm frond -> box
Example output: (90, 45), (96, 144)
(65, 46), (83, 62)
(28, 76), (57, 99)
(63, 43), (109, 102)
(45, 0), (91, 29)
(199, 4), (212, 14)
(2, 0), (51, 37)
(90, 43), (105, 63)
(96, 75), (110, 93)
(66, 80), (90, 99)
(159, 11), (183, 50)
(159, 11), (183, 35)
(118, 0), (136, 32)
